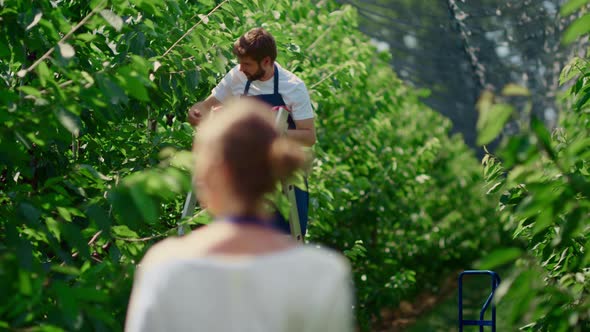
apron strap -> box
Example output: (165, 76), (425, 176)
(273, 64), (279, 95)
(243, 80), (252, 96)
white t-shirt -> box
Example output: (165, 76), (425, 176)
(212, 63), (314, 121)
(125, 246), (353, 332)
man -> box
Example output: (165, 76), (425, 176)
(188, 27), (315, 236)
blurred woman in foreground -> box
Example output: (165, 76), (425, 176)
(125, 99), (353, 332)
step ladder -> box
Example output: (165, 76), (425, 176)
(178, 106), (304, 243)
(458, 270), (501, 332)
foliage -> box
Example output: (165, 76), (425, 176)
(478, 2), (590, 330)
(0, 0), (497, 331)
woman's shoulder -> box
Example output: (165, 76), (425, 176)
(138, 237), (186, 272)
(290, 245), (351, 275)
(138, 228), (215, 272)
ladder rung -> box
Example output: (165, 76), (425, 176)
(462, 320), (493, 326)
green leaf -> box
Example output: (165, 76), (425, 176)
(501, 83), (530, 96)
(531, 116), (556, 160)
(55, 108), (81, 137)
(39, 19), (60, 41)
(486, 181), (504, 194)
(112, 225), (139, 238)
(559, 57), (584, 85)
(31, 325), (65, 332)
(198, 14), (209, 24)
(77, 164), (111, 181)
(18, 86), (42, 98)
(0, 39), (9, 58)
(75, 287), (109, 302)
(45, 217), (61, 241)
(37, 61), (51, 87)
(532, 207), (554, 235)
(19, 202), (41, 224)
(51, 265), (80, 276)
(477, 103), (513, 145)
(503, 271), (537, 324)
(62, 223), (90, 258)
(25, 11), (43, 31)
(86, 205), (111, 230)
(499, 134), (538, 168)
(53, 281), (80, 324)
(129, 185), (158, 224)
(560, 0), (590, 16)
(574, 91), (590, 111)
(58, 42), (76, 59)
(57, 207), (72, 222)
(76, 33), (97, 42)
(97, 75), (128, 104)
(100, 9), (123, 31)
(557, 206), (583, 245)
(477, 247), (523, 269)
(117, 67), (150, 101)
(563, 13), (590, 44)
(18, 270), (32, 295)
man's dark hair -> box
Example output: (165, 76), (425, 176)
(232, 27), (277, 62)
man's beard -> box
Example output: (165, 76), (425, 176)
(246, 66), (266, 81)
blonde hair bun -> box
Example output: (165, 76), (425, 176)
(269, 137), (306, 181)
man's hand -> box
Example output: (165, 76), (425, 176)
(188, 105), (203, 126)
(187, 95), (222, 126)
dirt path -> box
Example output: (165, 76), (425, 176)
(374, 270), (460, 331)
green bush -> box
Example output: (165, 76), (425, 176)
(0, 0), (498, 330)
(478, 2), (590, 330)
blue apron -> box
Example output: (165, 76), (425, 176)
(243, 65), (309, 236)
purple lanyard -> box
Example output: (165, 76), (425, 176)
(222, 215), (274, 229)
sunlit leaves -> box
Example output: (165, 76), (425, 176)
(563, 13), (590, 45)
(25, 11), (43, 31)
(561, 0), (590, 16)
(197, 14), (209, 24)
(100, 9), (123, 32)
(481, 28), (590, 329)
(501, 84), (530, 97)
(477, 101), (514, 145)
(37, 62), (51, 87)
(559, 57), (586, 85)
(56, 108), (81, 137)
(58, 42), (76, 59)
(17, 86), (43, 98)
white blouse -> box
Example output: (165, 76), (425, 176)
(125, 246), (353, 332)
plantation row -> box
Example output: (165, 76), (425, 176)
(477, 4), (590, 329)
(468, 1), (590, 330)
(1, 0), (587, 330)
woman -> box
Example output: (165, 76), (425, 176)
(125, 99), (353, 332)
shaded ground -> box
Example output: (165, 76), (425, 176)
(404, 273), (509, 332)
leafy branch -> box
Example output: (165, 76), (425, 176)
(162, 0), (230, 57)
(310, 62), (354, 89)
(17, 0), (108, 78)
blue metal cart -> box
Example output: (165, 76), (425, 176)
(458, 270), (501, 332)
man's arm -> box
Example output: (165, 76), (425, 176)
(288, 118), (316, 147)
(188, 95), (222, 126)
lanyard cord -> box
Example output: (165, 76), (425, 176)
(221, 215), (274, 229)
